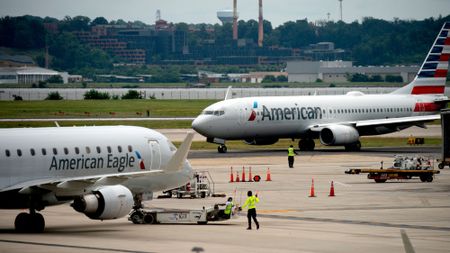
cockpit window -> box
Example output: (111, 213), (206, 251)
(203, 110), (224, 116)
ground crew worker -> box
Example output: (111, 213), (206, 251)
(242, 190), (259, 230)
(288, 145), (298, 168)
(224, 197), (234, 218)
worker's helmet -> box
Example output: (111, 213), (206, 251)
(247, 190), (252, 196)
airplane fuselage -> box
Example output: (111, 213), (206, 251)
(193, 93), (441, 140)
(0, 126), (193, 208)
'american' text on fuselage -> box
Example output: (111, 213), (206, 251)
(261, 105), (323, 121)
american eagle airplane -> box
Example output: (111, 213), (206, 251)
(0, 126), (194, 232)
(192, 22), (450, 153)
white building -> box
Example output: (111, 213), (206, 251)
(287, 61), (419, 83)
(0, 67), (68, 84)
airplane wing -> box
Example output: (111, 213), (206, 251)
(1, 170), (165, 193)
(309, 114), (440, 132)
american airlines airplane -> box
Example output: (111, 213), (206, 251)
(192, 22), (450, 153)
(0, 126), (194, 232)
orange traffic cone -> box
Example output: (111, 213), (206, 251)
(266, 168), (272, 181)
(242, 166), (246, 182)
(229, 167), (234, 183)
(235, 171), (240, 182)
(309, 178), (316, 197)
(329, 181), (335, 197)
(248, 166), (253, 182)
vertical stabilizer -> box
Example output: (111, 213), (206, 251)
(224, 86), (233, 100)
(392, 22), (449, 95)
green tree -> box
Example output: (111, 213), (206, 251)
(91, 17), (108, 26)
(45, 91), (63, 100)
(121, 90), (143, 99)
(83, 89), (110, 100)
(47, 75), (63, 83)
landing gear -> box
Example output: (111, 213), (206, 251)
(218, 145), (227, 153)
(345, 141), (361, 151)
(298, 139), (315, 151)
(14, 211), (45, 233)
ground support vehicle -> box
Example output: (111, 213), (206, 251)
(128, 203), (238, 225)
(345, 168), (440, 183)
(163, 171), (214, 199)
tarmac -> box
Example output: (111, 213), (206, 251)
(0, 145), (449, 253)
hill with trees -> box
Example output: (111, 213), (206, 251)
(1, 14), (449, 78)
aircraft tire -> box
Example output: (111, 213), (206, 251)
(14, 212), (45, 233)
(31, 213), (45, 233)
(14, 212), (31, 233)
(218, 145), (227, 153)
(438, 163), (444, 169)
(130, 211), (144, 224)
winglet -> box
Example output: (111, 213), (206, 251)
(164, 132), (194, 172)
(224, 86), (232, 100)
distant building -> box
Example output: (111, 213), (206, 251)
(240, 72), (287, 83)
(286, 61), (419, 83)
(0, 67), (73, 84)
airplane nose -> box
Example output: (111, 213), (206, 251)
(191, 117), (205, 134)
(192, 116), (209, 136)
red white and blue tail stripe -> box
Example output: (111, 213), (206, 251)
(393, 22), (449, 95)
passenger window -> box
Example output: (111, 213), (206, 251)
(42, 148), (47, 156)
(5, 149), (10, 157)
(30, 149), (35, 156)
(86, 147), (91, 154)
(17, 149), (22, 157)
(128, 145), (133, 152)
(53, 148), (57, 155)
(96, 146), (101, 154)
(107, 146), (112, 153)
(64, 147), (69, 155)
(118, 146), (122, 153)
(75, 147), (80, 154)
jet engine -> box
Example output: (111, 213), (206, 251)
(72, 185), (134, 220)
(244, 137), (279, 145)
(320, 125), (359, 146)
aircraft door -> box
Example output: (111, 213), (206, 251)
(148, 140), (161, 170)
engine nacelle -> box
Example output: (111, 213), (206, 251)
(244, 137), (279, 145)
(320, 125), (359, 146)
(72, 185), (134, 220)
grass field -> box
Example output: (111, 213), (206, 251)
(0, 100), (216, 119)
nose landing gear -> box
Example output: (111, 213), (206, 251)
(218, 145), (228, 153)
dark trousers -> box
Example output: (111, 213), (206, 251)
(288, 156), (294, 168)
(247, 208), (259, 228)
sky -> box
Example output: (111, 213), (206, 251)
(0, 0), (449, 27)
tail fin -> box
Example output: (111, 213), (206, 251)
(164, 132), (194, 172)
(392, 22), (449, 95)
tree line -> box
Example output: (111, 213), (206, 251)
(1, 15), (449, 76)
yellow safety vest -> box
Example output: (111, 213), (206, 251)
(243, 196), (259, 209)
(288, 147), (295, 156)
(224, 201), (233, 215)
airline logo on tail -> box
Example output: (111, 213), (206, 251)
(411, 22), (450, 95)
